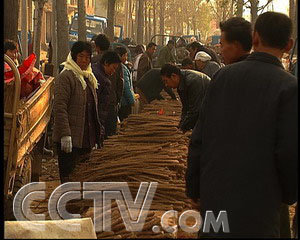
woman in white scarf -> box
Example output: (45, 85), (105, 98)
(53, 41), (103, 183)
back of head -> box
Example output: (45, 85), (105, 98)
(136, 44), (145, 54)
(4, 39), (18, 53)
(160, 63), (181, 77)
(146, 42), (157, 50)
(188, 41), (202, 51)
(181, 58), (193, 68)
(71, 41), (92, 61)
(100, 50), (121, 65)
(168, 40), (175, 46)
(114, 46), (127, 57)
(94, 34), (110, 51)
(220, 17), (252, 51)
(254, 12), (292, 49)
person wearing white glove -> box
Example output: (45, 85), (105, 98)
(61, 136), (72, 153)
(52, 41), (109, 183)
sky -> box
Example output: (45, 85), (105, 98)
(243, 0), (290, 21)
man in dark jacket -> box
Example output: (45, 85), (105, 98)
(136, 68), (177, 107)
(160, 64), (210, 133)
(187, 41), (221, 66)
(137, 42), (157, 82)
(186, 12), (297, 238)
(156, 40), (176, 67)
(219, 17), (252, 64)
(91, 34), (111, 64)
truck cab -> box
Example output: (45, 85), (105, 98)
(69, 13), (123, 48)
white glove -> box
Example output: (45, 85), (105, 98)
(61, 136), (72, 153)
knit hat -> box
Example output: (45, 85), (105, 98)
(194, 51), (211, 62)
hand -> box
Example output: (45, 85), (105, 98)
(61, 136), (72, 153)
(134, 93), (140, 99)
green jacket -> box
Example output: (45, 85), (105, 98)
(156, 45), (176, 67)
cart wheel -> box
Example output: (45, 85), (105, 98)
(4, 155), (32, 221)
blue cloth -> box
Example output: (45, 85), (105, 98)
(121, 64), (135, 106)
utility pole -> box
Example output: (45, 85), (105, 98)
(21, 0), (28, 58)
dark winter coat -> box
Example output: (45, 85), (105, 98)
(137, 51), (153, 82)
(186, 52), (298, 238)
(52, 70), (102, 148)
(136, 68), (177, 102)
(92, 62), (111, 125)
(177, 69), (211, 132)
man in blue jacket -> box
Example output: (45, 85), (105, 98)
(186, 12), (297, 238)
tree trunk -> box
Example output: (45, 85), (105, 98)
(294, 0), (298, 40)
(78, 0), (86, 41)
(153, 0), (156, 37)
(289, 0), (297, 40)
(4, 0), (20, 42)
(148, 2), (151, 42)
(159, 0), (165, 45)
(125, 0), (129, 38)
(107, 0), (116, 41)
(33, 0), (45, 69)
(21, 0), (28, 58)
(250, 0), (258, 27)
(236, 0), (244, 17)
(51, 0), (58, 76)
(144, 0), (148, 43)
(135, 0), (139, 42)
(137, 0), (144, 44)
(128, 0), (133, 39)
(56, 0), (69, 66)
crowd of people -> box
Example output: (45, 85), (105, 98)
(4, 9), (296, 238)
(52, 11), (297, 238)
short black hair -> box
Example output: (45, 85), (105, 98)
(220, 17), (252, 51)
(168, 40), (175, 45)
(254, 12), (292, 49)
(71, 41), (92, 61)
(100, 50), (121, 65)
(4, 39), (18, 53)
(136, 44), (145, 54)
(188, 41), (203, 51)
(146, 42), (157, 49)
(160, 63), (181, 77)
(181, 58), (193, 67)
(114, 46), (128, 57)
(94, 34), (110, 51)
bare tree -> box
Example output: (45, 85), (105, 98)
(153, 0), (157, 37)
(33, 0), (47, 69)
(4, 0), (20, 42)
(144, 0), (148, 43)
(289, 0), (297, 40)
(236, 0), (244, 17)
(107, 0), (116, 41)
(137, 0), (144, 44)
(159, 0), (165, 45)
(78, 0), (87, 41)
(245, 0), (274, 27)
(56, 0), (69, 66)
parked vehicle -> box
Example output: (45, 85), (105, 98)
(69, 13), (123, 48)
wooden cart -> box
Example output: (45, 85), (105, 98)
(4, 55), (55, 218)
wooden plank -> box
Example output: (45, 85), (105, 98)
(17, 89), (51, 142)
(16, 107), (51, 165)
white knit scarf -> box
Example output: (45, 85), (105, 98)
(61, 53), (98, 90)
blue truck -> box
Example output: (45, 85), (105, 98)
(69, 13), (123, 48)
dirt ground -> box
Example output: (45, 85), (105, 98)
(30, 155), (297, 238)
